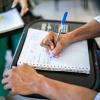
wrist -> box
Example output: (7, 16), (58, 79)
(31, 74), (48, 95)
(64, 32), (74, 46)
(36, 76), (61, 99)
(32, 74), (55, 99)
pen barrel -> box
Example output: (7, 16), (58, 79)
(56, 11), (68, 46)
(61, 12), (68, 25)
(55, 32), (60, 45)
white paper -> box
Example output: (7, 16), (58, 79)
(0, 9), (24, 33)
(17, 28), (90, 74)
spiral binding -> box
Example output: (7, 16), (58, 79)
(17, 61), (89, 74)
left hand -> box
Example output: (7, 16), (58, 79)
(2, 64), (43, 95)
(12, 0), (29, 16)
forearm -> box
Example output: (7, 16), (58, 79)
(66, 19), (100, 44)
(35, 75), (97, 100)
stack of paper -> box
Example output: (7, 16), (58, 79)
(0, 9), (24, 33)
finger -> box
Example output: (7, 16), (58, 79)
(40, 40), (51, 50)
(49, 41), (55, 50)
(3, 69), (12, 78)
(4, 84), (12, 90)
(41, 38), (55, 51)
(11, 0), (19, 8)
(12, 67), (18, 72)
(12, 66), (17, 69)
(20, 0), (29, 16)
(9, 89), (17, 96)
(51, 42), (62, 56)
(41, 32), (54, 45)
(20, 7), (29, 16)
(2, 78), (9, 84)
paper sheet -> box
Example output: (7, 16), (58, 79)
(17, 28), (90, 74)
(0, 9), (24, 33)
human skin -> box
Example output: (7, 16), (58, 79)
(41, 19), (100, 56)
(2, 19), (100, 100)
(12, 0), (29, 16)
(2, 65), (97, 100)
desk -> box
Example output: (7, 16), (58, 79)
(11, 20), (100, 98)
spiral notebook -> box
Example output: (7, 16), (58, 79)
(17, 28), (90, 74)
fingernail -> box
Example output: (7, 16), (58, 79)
(49, 50), (52, 53)
(12, 66), (16, 68)
(11, 3), (16, 8)
(51, 45), (54, 50)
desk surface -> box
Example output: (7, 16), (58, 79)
(28, 20), (96, 88)
(12, 20), (98, 98)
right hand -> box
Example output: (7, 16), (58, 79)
(41, 32), (71, 56)
(12, 0), (29, 16)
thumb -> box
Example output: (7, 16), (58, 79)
(11, 0), (19, 8)
(52, 42), (63, 56)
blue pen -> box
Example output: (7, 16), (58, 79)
(56, 12), (68, 44)
(50, 12), (68, 58)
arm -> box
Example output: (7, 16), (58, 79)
(67, 19), (100, 44)
(40, 75), (97, 100)
(41, 19), (100, 56)
(2, 65), (97, 100)
(40, 19), (100, 99)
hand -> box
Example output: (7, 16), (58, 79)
(2, 65), (97, 99)
(12, 0), (29, 16)
(2, 64), (44, 95)
(41, 32), (71, 56)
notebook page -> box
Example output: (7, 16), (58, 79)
(0, 9), (24, 33)
(17, 28), (90, 74)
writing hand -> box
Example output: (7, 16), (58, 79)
(41, 32), (71, 56)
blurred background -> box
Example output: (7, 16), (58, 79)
(30, 0), (100, 22)
(0, 0), (100, 100)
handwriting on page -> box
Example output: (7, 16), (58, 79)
(17, 28), (90, 74)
